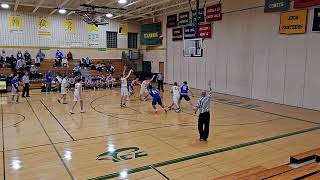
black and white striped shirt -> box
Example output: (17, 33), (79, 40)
(197, 95), (211, 114)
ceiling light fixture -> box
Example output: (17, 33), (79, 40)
(1, 3), (9, 9)
(106, 13), (113, 18)
(118, 0), (127, 4)
(58, 9), (67, 14)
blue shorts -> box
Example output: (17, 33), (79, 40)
(152, 97), (162, 106)
(180, 95), (190, 101)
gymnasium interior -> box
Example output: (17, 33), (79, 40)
(0, 0), (320, 179)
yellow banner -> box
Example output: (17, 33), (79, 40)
(279, 10), (308, 34)
(8, 15), (23, 32)
(88, 24), (99, 33)
(0, 81), (6, 90)
(119, 23), (128, 35)
(38, 17), (51, 37)
(64, 19), (76, 33)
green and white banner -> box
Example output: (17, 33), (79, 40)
(140, 22), (162, 46)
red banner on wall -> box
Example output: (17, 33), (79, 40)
(206, 4), (222, 22)
(294, 0), (320, 8)
(198, 23), (212, 38)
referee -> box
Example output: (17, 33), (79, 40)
(22, 71), (30, 97)
(194, 89), (212, 141)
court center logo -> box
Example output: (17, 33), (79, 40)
(96, 147), (147, 162)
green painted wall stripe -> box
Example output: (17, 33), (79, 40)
(88, 125), (320, 180)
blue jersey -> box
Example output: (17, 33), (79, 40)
(180, 84), (189, 95)
(149, 88), (160, 98)
(11, 79), (18, 90)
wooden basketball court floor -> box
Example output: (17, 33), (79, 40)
(0, 85), (320, 180)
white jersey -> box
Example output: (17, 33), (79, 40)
(61, 78), (68, 88)
(171, 86), (180, 97)
(121, 77), (127, 88)
(74, 82), (81, 96)
(141, 80), (148, 89)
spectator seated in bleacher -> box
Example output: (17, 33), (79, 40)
(36, 49), (45, 62)
(95, 62), (103, 72)
(54, 58), (62, 67)
(16, 58), (23, 71)
(107, 63), (115, 74)
(30, 65), (42, 79)
(17, 50), (23, 61)
(35, 56), (41, 67)
(0, 50), (7, 68)
(62, 57), (69, 67)
(80, 58), (86, 67)
(24, 50), (32, 66)
(55, 49), (63, 62)
(67, 51), (73, 61)
(8, 55), (17, 70)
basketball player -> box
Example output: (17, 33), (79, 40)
(148, 84), (167, 113)
(180, 81), (194, 107)
(140, 75), (155, 101)
(70, 78), (85, 114)
(11, 74), (19, 103)
(168, 82), (181, 112)
(120, 66), (133, 107)
(106, 74), (114, 89)
(58, 75), (68, 104)
(128, 77), (140, 98)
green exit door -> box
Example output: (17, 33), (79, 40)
(143, 61), (152, 73)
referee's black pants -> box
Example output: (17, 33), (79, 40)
(198, 112), (210, 140)
(158, 80), (164, 92)
(22, 83), (30, 97)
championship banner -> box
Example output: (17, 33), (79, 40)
(88, 33), (99, 47)
(88, 24), (99, 33)
(38, 17), (51, 37)
(119, 23), (128, 35)
(264, 0), (290, 12)
(279, 10), (308, 34)
(87, 24), (99, 47)
(167, 14), (177, 28)
(312, 8), (320, 31)
(206, 4), (222, 22)
(294, 0), (320, 8)
(8, 15), (23, 32)
(64, 18), (76, 33)
(172, 27), (183, 41)
(192, 8), (205, 23)
(198, 23), (212, 38)
(179, 12), (190, 26)
(140, 22), (162, 46)
(184, 25), (196, 39)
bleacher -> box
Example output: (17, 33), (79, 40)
(215, 148), (320, 179)
(1, 59), (126, 89)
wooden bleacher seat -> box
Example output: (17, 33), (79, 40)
(214, 166), (267, 180)
(237, 165), (293, 180)
(290, 148), (320, 164)
(267, 163), (320, 180)
(0, 68), (12, 76)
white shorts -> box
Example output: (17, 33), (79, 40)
(121, 87), (129, 96)
(61, 87), (67, 95)
(140, 88), (148, 96)
(173, 95), (180, 104)
(11, 88), (18, 95)
(73, 94), (82, 102)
